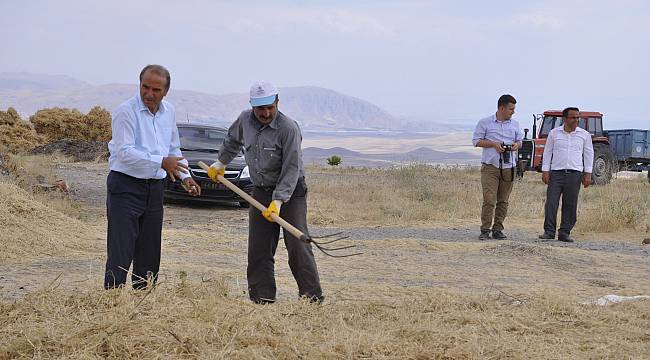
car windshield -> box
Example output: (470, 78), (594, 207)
(179, 127), (225, 151)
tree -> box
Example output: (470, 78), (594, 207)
(327, 155), (342, 167)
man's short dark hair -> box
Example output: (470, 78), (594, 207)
(497, 94), (516, 107)
(140, 64), (171, 91)
(562, 107), (580, 118)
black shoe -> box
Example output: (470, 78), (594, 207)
(301, 295), (325, 304)
(557, 234), (574, 243)
(538, 232), (555, 240)
(491, 230), (507, 239)
(479, 230), (491, 240)
(251, 298), (276, 305)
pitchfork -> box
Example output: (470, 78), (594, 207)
(196, 161), (361, 258)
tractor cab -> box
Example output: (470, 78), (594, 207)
(535, 111), (605, 139)
(517, 110), (614, 184)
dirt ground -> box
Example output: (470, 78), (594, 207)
(1, 160), (649, 358)
(1, 161), (648, 305)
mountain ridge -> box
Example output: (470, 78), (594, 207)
(0, 72), (472, 132)
(0, 72), (396, 131)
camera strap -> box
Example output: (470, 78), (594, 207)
(499, 151), (515, 182)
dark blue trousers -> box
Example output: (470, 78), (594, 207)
(104, 171), (164, 289)
(543, 170), (582, 237)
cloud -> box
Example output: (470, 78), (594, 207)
(509, 12), (563, 29)
(217, 6), (398, 40)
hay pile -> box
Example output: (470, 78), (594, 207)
(0, 106), (112, 156)
(0, 282), (648, 358)
(0, 181), (101, 262)
(0, 107), (45, 153)
(30, 106), (112, 142)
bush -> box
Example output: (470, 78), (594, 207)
(0, 108), (44, 154)
(0, 107), (21, 126)
(30, 106), (111, 142)
(327, 155), (342, 167)
(83, 107), (112, 142)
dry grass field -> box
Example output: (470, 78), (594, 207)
(1, 156), (649, 359)
(307, 164), (650, 235)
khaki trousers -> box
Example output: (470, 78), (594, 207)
(480, 164), (514, 232)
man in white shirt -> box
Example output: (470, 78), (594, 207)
(105, 64), (201, 289)
(539, 107), (594, 242)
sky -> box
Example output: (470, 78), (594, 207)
(1, 0), (648, 127)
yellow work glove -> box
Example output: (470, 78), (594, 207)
(262, 200), (282, 222)
(207, 161), (225, 182)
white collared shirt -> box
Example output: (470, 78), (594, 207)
(108, 94), (189, 180)
(542, 126), (594, 173)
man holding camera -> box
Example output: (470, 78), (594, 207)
(539, 107), (594, 242)
(472, 94), (523, 240)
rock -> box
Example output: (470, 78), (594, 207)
(35, 179), (69, 193)
(642, 238), (650, 245)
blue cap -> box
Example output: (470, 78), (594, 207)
(250, 94), (277, 107)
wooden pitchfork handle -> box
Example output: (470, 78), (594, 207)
(197, 161), (310, 243)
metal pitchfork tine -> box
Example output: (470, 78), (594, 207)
(308, 232), (362, 258)
(196, 161), (362, 258)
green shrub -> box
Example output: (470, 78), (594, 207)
(327, 155), (342, 167)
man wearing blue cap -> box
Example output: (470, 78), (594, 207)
(208, 82), (323, 304)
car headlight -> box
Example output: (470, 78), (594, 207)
(240, 166), (250, 179)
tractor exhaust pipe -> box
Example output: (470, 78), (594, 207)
(532, 114), (537, 139)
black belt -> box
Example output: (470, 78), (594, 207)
(111, 170), (164, 183)
(255, 185), (276, 192)
(254, 176), (305, 192)
(551, 169), (581, 173)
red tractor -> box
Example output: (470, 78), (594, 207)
(516, 110), (616, 184)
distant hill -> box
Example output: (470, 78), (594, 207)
(280, 87), (394, 130)
(403, 147), (472, 160)
(0, 72), (89, 91)
(0, 73), (398, 131)
(303, 147), (366, 158)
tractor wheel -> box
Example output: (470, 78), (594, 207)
(591, 143), (615, 185)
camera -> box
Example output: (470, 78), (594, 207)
(501, 143), (513, 164)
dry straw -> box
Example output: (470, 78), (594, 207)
(1, 159), (649, 358)
(1, 278), (648, 359)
